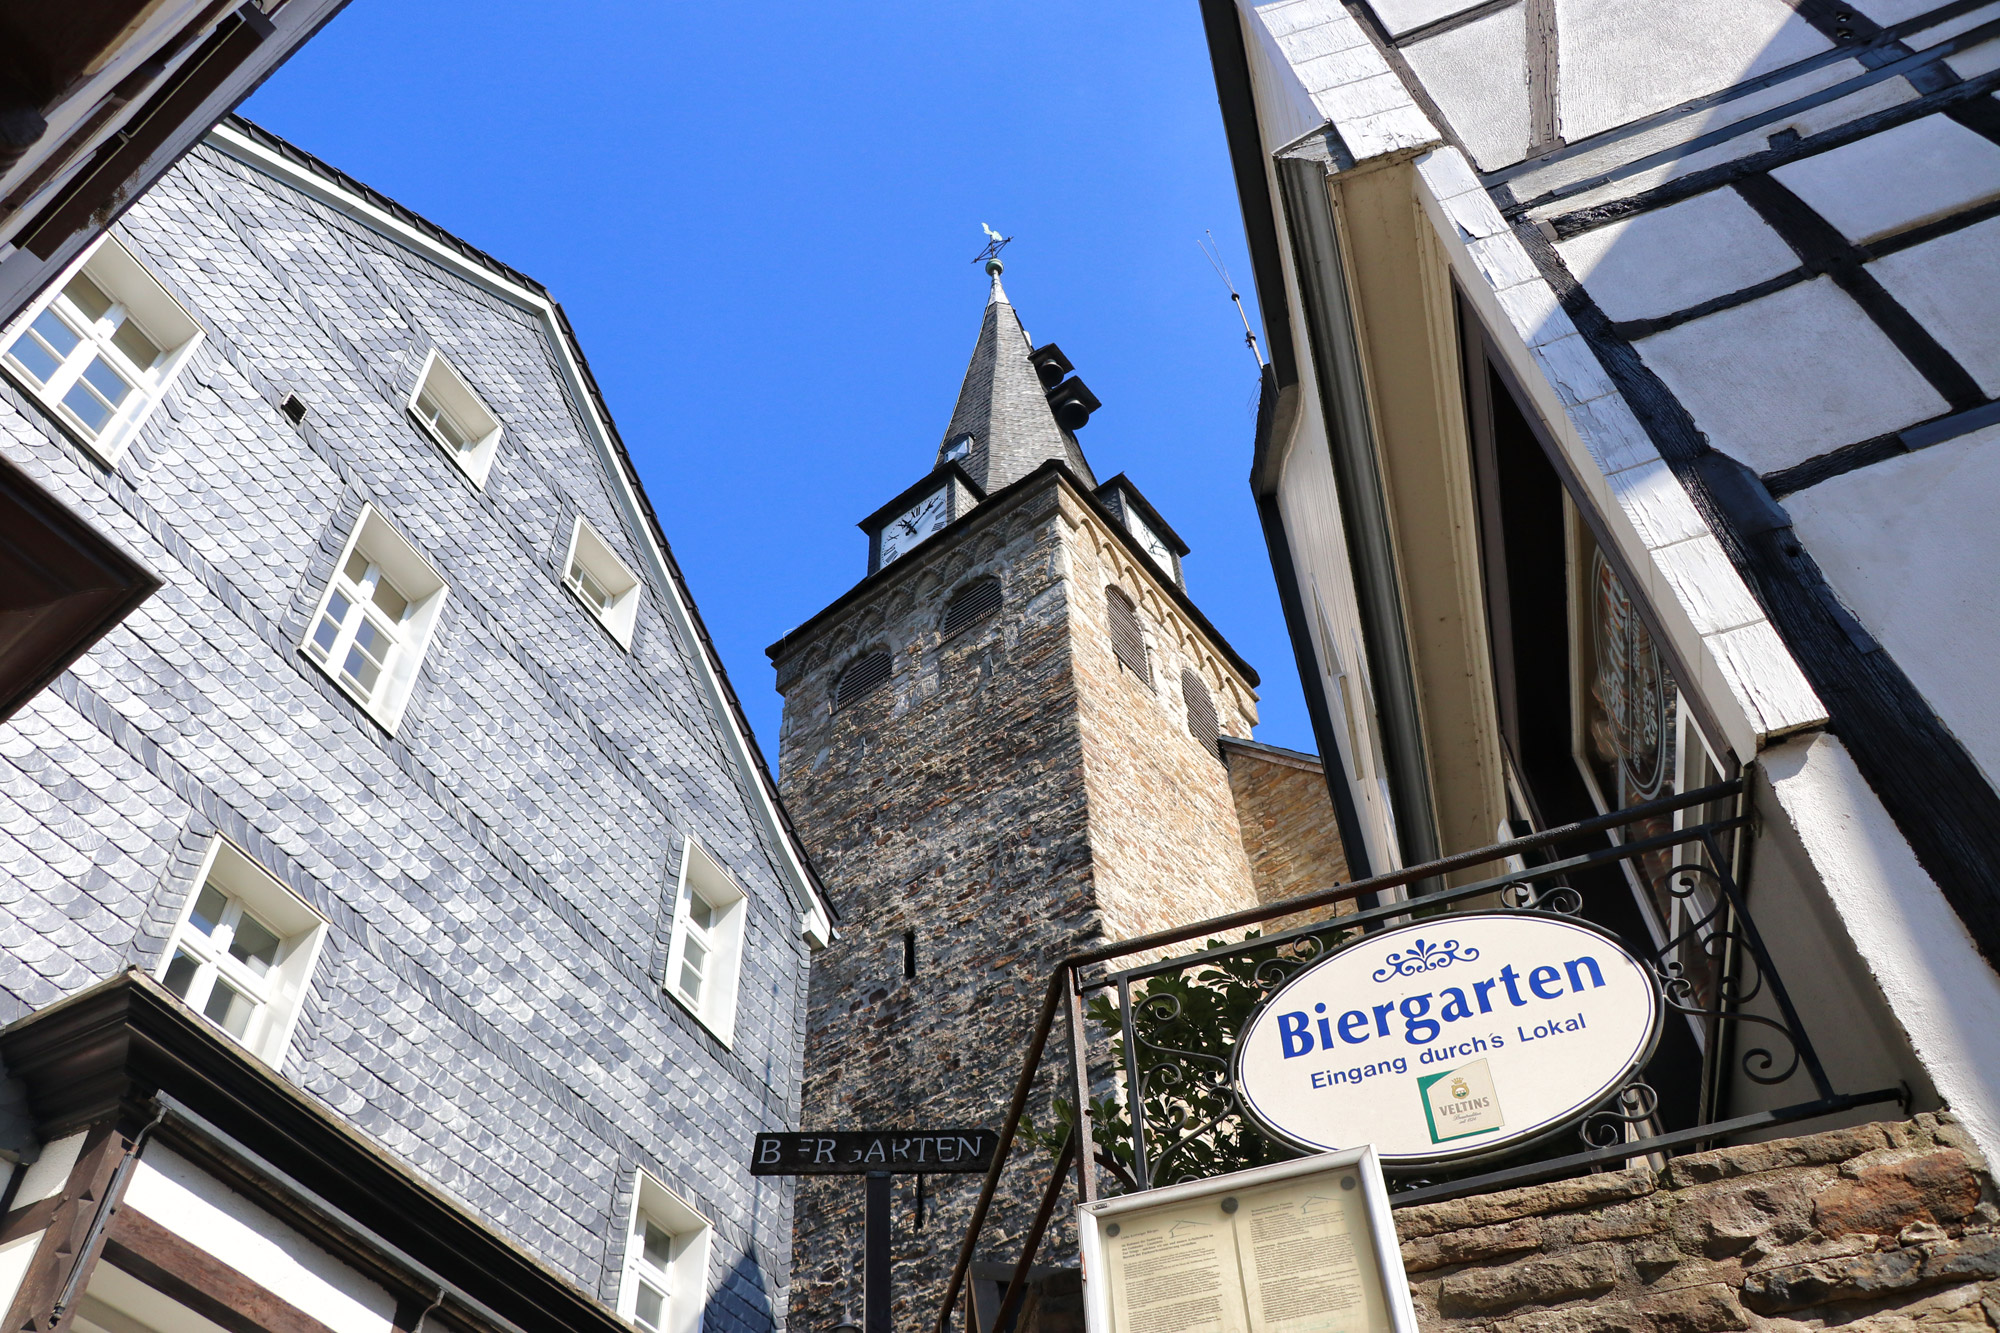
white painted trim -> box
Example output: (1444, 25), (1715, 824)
(159, 836), (329, 1069)
(299, 503), (450, 734)
(121, 1146), (399, 1333)
(563, 515), (642, 650)
(664, 838), (746, 1048)
(616, 1169), (713, 1333)
(205, 123), (831, 940)
(406, 347), (503, 488)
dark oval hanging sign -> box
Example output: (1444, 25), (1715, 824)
(1234, 913), (1662, 1166)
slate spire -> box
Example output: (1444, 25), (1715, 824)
(937, 261), (1096, 492)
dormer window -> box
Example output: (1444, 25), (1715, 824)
(1, 236), (201, 465)
(302, 505), (449, 732)
(563, 517), (642, 648)
(943, 433), (972, 463)
(408, 350), (502, 486)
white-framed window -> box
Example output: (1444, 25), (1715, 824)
(664, 840), (747, 1045)
(301, 505), (449, 732)
(407, 349), (502, 486)
(0, 235), (201, 465)
(563, 517), (642, 649)
(617, 1172), (712, 1333)
(156, 838), (327, 1066)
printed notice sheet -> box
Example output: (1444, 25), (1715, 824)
(1100, 1170), (1389, 1333)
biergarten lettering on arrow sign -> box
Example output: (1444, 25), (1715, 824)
(750, 1129), (998, 1175)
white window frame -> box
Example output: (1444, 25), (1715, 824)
(300, 505), (449, 733)
(155, 838), (327, 1068)
(664, 840), (747, 1046)
(0, 235), (202, 465)
(563, 516), (642, 649)
(407, 349), (503, 487)
(617, 1172), (712, 1333)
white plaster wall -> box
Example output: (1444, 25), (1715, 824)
(1868, 215), (2000, 396)
(1771, 113), (2000, 244)
(1555, 0), (1831, 142)
(1403, 4), (1531, 169)
(1556, 188), (1797, 323)
(1761, 732), (2000, 1165)
(1635, 277), (1947, 474)
(122, 1147), (397, 1333)
(1784, 423), (2000, 789)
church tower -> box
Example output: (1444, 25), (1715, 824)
(768, 263), (1307, 1331)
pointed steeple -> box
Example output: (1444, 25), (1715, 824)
(937, 261), (1096, 492)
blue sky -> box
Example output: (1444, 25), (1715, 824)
(241, 0), (1312, 762)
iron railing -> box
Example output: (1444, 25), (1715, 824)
(936, 778), (1906, 1333)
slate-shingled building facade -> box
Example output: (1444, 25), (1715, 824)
(0, 118), (830, 1333)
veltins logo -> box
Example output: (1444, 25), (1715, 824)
(1418, 1058), (1503, 1144)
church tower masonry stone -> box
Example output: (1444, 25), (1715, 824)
(767, 267), (1284, 1332)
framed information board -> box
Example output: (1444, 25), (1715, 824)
(1077, 1148), (1416, 1333)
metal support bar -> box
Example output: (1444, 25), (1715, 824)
(1388, 1088), (1905, 1207)
(993, 1131), (1078, 1333)
(1699, 830), (1835, 1099)
(865, 1172), (891, 1333)
(1066, 974), (1097, 1206)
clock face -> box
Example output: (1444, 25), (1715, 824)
(1128, 510), (1175, 577)
(878, 488), (950, 568)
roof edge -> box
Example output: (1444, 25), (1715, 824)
(208, 117), (837, 930)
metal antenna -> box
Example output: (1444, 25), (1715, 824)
(1199, 230), (1265, 368)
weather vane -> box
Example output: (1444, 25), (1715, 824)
(972, 222), (1013, 272)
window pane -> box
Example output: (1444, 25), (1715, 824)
(371, 575), (409, 623)
(28, 309), (81, 360)
(203, 977), (256, 1037)
(343, 551), (370, 586)
(80, 354), (130, 405)
(310, 592), (350, 661)
(689, 896), (717, 933)
(570, 561), (612, 613)
(643, 1220), (674, 1271)
(61, 378), (115, 432)
(635, 1281), (665, 1333)
(677, 956), (705, 1002)
(7, 317), (68, 384)
(163, 949), (201, 998)
(112, 316), (162, 371)
(65, 272), (113, 323)
(190, 884), (229, 936)
(229, 911), (282, 975)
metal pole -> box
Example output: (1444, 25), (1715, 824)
(865, 1172), (892, 1333)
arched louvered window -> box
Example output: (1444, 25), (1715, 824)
(834, 649), (891, 711)
(941, 577), (1002, 639)
(1106, 586), (1150, 683)
(1182, 669), (1221, 759)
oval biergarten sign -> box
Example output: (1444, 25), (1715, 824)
(1234, 913), (1661, 1166)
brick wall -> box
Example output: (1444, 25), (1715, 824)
(1396, 1115), (1996, 1333)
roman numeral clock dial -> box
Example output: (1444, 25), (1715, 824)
(877, 488), (948, 568)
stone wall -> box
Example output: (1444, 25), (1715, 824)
(1396, 1116), (1996, 1333)
(772, 470), (1271, 1332)
(1219, 737), (1349, 910)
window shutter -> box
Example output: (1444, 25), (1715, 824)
(834, 649), (892, 711)
(1182, 669), (1221, 760)
(941, 577), (1002, 639)
(1106, 586), (1149, 683)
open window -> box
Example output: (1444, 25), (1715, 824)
(563, 517), (642, 649)
(664, 840), (747, 1045)
(617, 1172), (712, 1333)
(407, 349), (502, 486)
(301, 505), (448, 733)
(1, 236), (201, 464)
(157, 838), (326, 1067)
